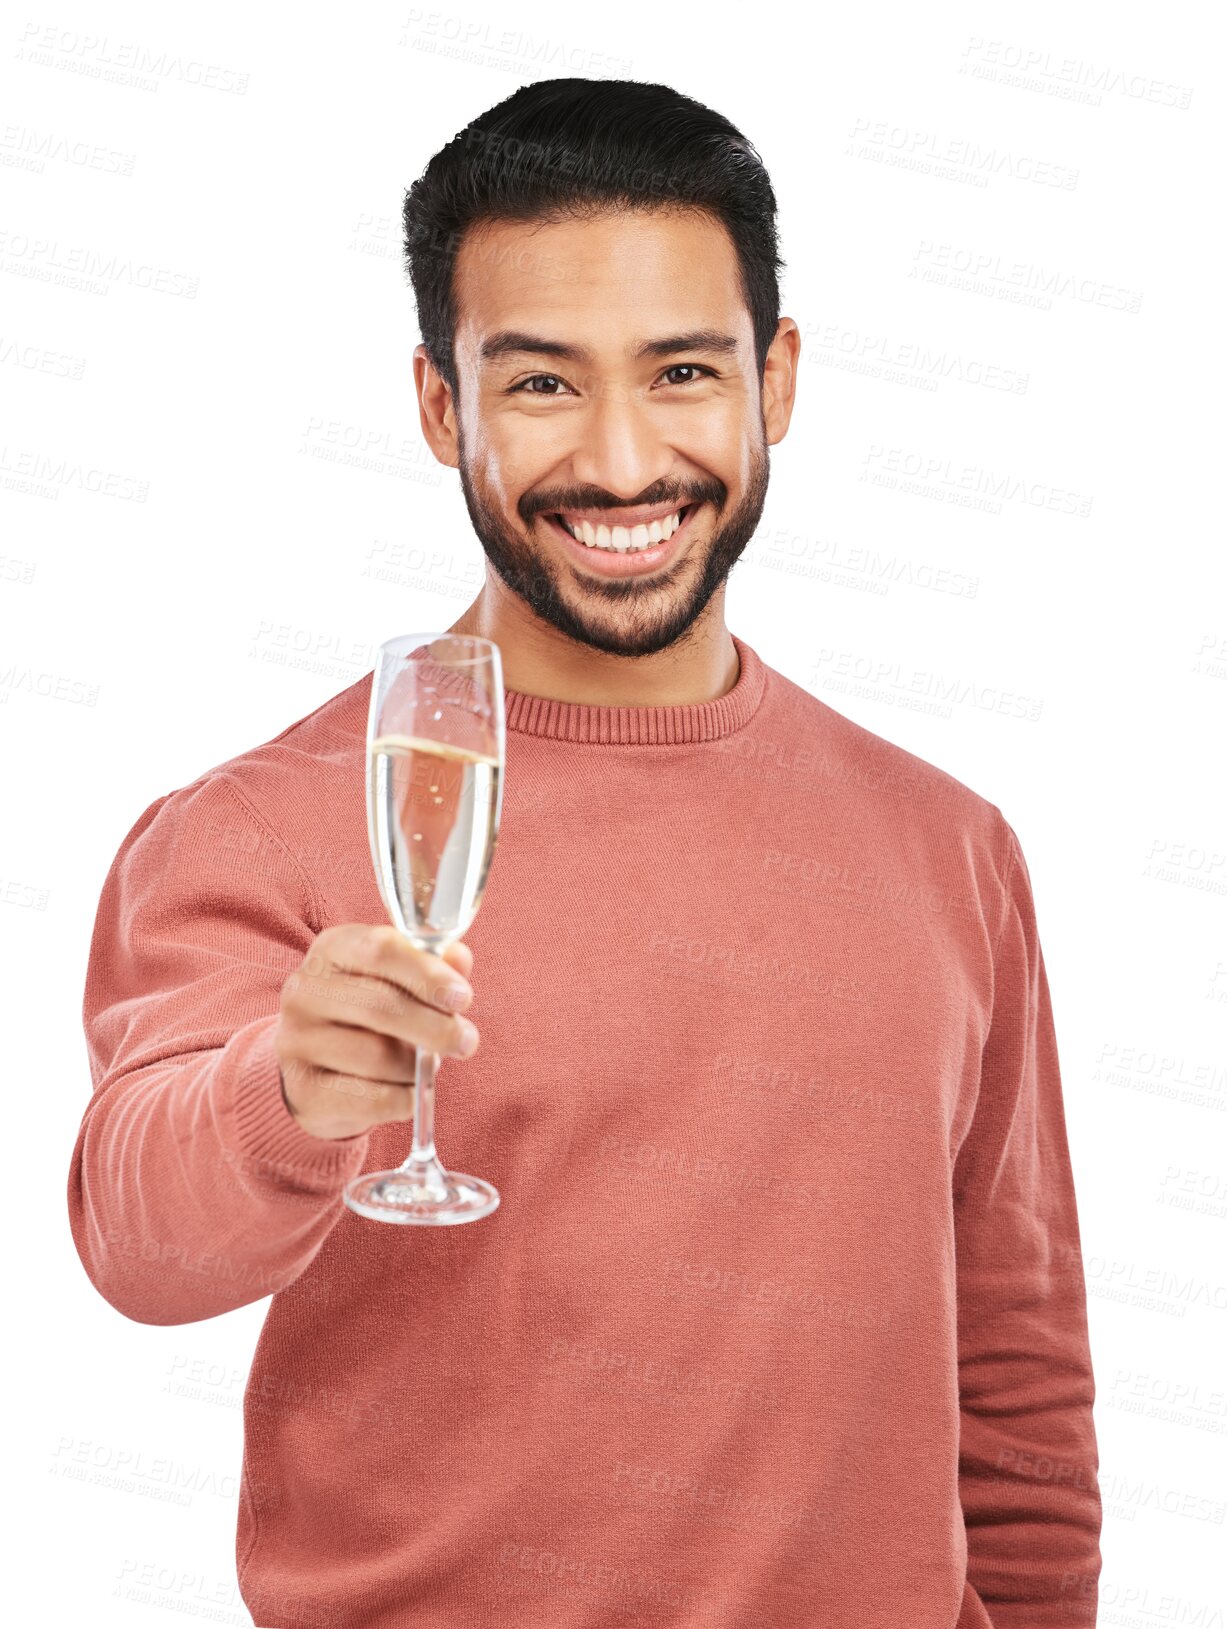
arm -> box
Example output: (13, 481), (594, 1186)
(954, 819), (1102, 1626)
(68, 773), (371, 1326)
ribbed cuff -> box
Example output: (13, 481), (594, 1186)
(224, 1014), (371, 1188)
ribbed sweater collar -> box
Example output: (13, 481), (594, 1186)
(504, 633), (765, 744)
(341, 633), (766, 747)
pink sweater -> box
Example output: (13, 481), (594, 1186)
(68, 633), (1102, 1627)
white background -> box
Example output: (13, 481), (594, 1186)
(2, 0), (1224, 1623)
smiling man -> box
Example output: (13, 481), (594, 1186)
(434, 207), (775, 681)
(69, 79), (1102, 1629)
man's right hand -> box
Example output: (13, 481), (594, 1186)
(274, 924), (479, 1140)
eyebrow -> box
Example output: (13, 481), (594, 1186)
(478, 328), (741, 366)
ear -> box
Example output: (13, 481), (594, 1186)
(413, 343), (460, 469)
(762, 318), (800, 445)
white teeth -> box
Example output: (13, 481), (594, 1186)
(559, 507), (687, 551)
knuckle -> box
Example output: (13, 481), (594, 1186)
(364, 924), (396, 965)
(302, 933), (337, 978)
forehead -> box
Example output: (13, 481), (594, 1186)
(451, 208), (751, 363)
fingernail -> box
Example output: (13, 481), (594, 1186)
(444, 982), (472, 1010)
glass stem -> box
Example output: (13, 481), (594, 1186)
(400, 1046), (448, 1197)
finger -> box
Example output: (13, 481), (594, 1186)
(284, 966), (422, 1035)
(332, 925), (473, 1013)
(442, 940), (474, 978)
(285, 1022), (417, 1085)
(314, 1073), (416, 1124)
(336, 981), (478, 1056)
(287, 975), (478, 1057)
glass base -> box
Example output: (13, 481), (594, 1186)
(343, 1165), (500, 1226)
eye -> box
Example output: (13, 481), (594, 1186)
(508, 373), (573, 396)
(506, 364), (717, 397)
(658, 364), (715, 387)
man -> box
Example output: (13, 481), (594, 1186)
(68, 78), (1102, 1628)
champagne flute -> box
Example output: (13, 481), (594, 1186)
(342, 633), (504, 1226)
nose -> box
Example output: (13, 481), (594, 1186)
(566, 380), (675, 503)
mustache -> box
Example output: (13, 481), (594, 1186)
(521, 480), (725, 520)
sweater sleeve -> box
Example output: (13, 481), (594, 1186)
(953, 820), (1103, 1626)
(68, 772), (371, 1326)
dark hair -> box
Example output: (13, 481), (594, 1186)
(402, 78), (785, 401)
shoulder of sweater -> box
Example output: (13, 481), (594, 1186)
(141, 678), (367, 853)
(210, 675), (363, 775)
(759, 659), (1012, 860)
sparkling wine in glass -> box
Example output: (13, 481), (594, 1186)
(342, 632), (504, 1226)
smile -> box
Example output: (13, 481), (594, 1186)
(542, 504), (701, 579)
(554, 504), (690, 553)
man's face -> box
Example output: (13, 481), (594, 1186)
(437, 208), (777, 658)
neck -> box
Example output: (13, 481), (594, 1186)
(447, 578), (740, 709)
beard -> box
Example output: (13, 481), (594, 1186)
(453, 425), (770, 659)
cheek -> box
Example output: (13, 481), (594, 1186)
(469, 439), (532, 510)
(662, 395), (744, 454)
(484, 420), (570, 495)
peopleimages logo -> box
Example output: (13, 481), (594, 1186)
(911, 241), (1144, 315)
(14, 23), (250, 93)
(846, 117), (1079, 190)
(860, 445), (1094, 519)
(959, 37), (1194, 110)
(802, 319), (1029, 394)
